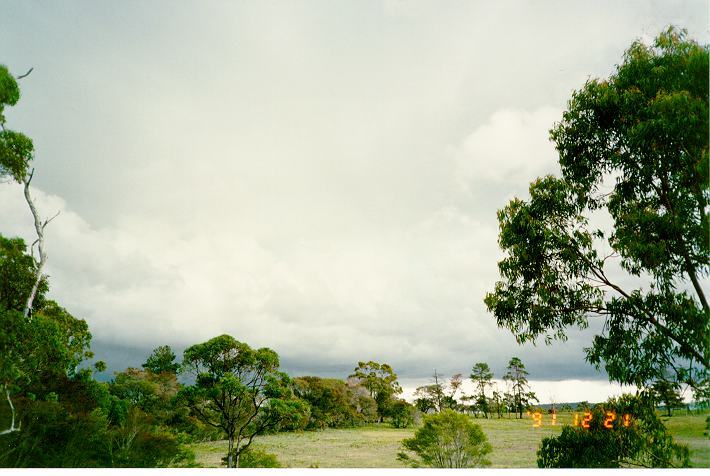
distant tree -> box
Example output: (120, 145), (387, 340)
(649, 380), (684, 417)
(109, 367), (180, 422)
(387, 399), (416, 428)
(470, 363), (494, 418)
(503, 358), (537, 419)
(398, 410), (492, 468)
(293, 376), (378, 429)
(178, 335), (307, 468)
(349, 361), (402, 423)
(448, 374), (463, 401)
(490, 389), (505, 419)
(537, 394), (689, 468)
(414, 392), (437, 414)
(143, 345), (180, 375)
(484, 27), (709, 399)
(344, 377), (379, 423)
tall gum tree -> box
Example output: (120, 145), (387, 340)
(0, 64), (61, 436)
(484, 28), (709, 398)
(0, 65), (57, 319)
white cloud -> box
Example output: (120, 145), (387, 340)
(1, 1), (707, 393)
(453, 107), (562, 190)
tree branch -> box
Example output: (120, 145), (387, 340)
(23, 169), (49, 318)
(0, 384), (20, 435)
(16, 68), (33, 80)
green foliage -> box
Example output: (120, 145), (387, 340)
(349, 361), (402, 423)
(503, 357), (537, 418)
(414, 384), (443, 413)
(387, 399), (416, 428)
(0, 65), (33, 182)
(293, 376), (378, 429)
(470, 362), (493, 417)
(0, 65), (20, 117)
(221, 447), (281, 468)
(485, 27), (709, 391)
(649, 379), (684, 416)
(537, 394), (690, 468)
(109, 368), (179, 421)
(0, 130), (33, 183)
(142, 345), (180, 375)
(0, 236), (47, 313)
(178, 334), (308, 468)
(107, 406), (189, 468)
(398, 410), (492, 468)
(0, 402), (111, 467)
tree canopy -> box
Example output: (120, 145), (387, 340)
(0, 65), (33, 183)
(349, 361), (402, 422)
(178, 335), (307, 468)
(484, 27), (709, 396)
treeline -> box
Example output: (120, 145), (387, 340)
(0, 222), (534, 468)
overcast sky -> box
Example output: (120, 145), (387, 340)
(1, 1), (707, 403)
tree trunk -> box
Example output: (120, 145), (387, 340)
(227, 435), (234, 468)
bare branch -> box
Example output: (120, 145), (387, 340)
(42, 210), (61, 229)
(0, 384), (20, 435)
(16, 67), (33, 80)
(22, 170), (51, 318)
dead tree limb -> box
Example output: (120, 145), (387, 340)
(0, 384), (20, 435)
(22, 169), (57, 318)
(16, 68), (33, 80)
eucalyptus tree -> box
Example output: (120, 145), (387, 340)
(349, 361), (402, 422)
(485, 28), (709, 398)
(179, 335), (307, 468)
(0, 65), (57, 319)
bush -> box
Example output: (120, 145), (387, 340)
(398, 409), (491, 468)
(388, 399), (415, 428)
(537, 394), (689, 468)
(221, 448), (281, 468)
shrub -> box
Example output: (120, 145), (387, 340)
(388, 399), (415, 428)
(221, 448), (281, 468)
(398, 409), (492, 468)
(537, 394), (689, 468)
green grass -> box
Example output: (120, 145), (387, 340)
(190, 411), (710, 468)
(662, 412), (710, 468)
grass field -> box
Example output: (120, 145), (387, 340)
(190, 411), (710, 468)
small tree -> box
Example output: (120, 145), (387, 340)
(470, 363), (494, 418)
(398, 410), (492, 468)
(649, 380), (684, 417)
(178, 335), (307, 468)
(387, 399), (416, 428)
(142, 345), (180, 375)
(503, 357), (537, 418)
(490, 389), (505, 419)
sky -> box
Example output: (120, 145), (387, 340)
(0, 1), (708, 403)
